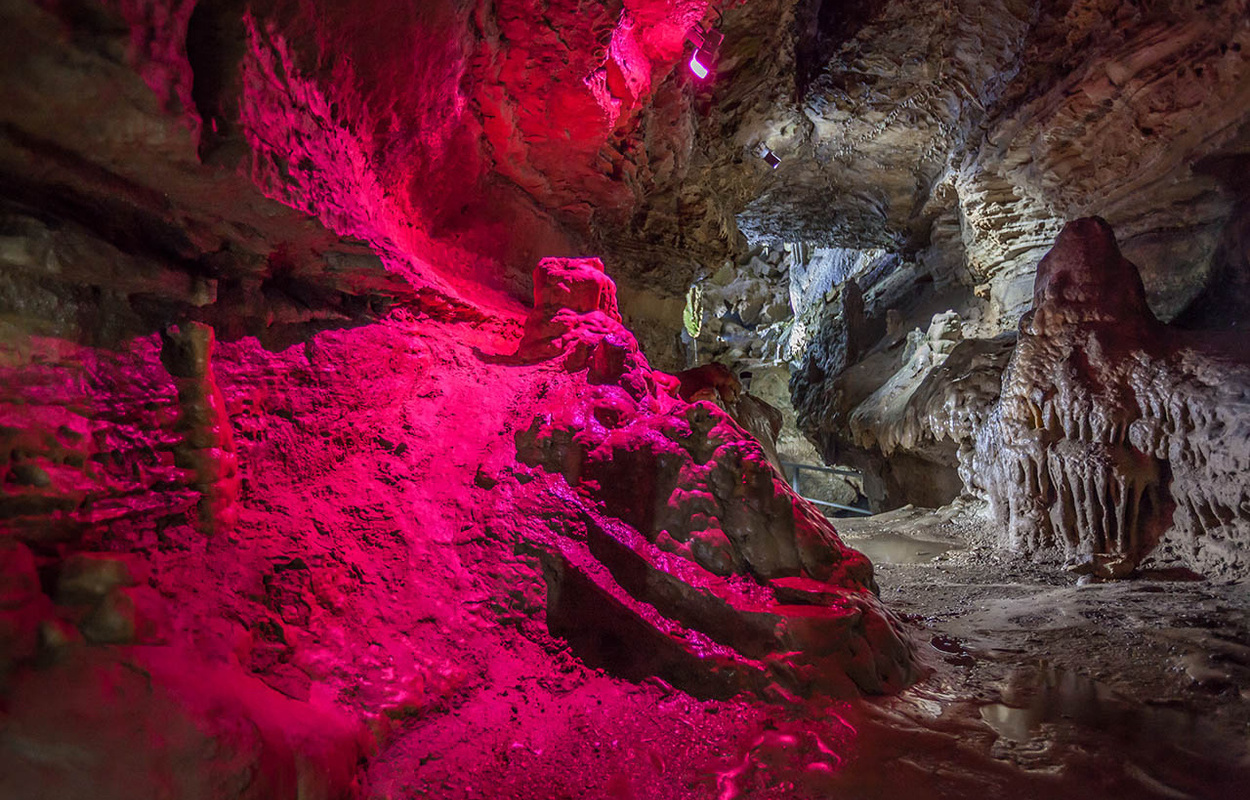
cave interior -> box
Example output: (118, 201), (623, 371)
(2, 1), (1249, 798)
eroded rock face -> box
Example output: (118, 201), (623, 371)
(510, 257), (917, 698)
(672, 0), (1250, 328)
(0, 334), (199, 544)
(789, 274), (997, 510)
(977, 218), (1250, 576)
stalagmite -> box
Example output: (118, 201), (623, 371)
(978, 218), (1250, 576)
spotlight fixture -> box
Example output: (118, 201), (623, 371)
(760, 147), (781, 168)
(685, 24), (724, 80)
(689, 50), (711, 79)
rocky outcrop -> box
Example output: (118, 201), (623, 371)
(509, 257), (917, 698)
(0, 333), (198, 545)
(790, 218), (1250, 576)
(793, 297), (1014, 511)
(977, 218), (1250, 576)
(673, 362), (785, 469)
(0, 2), (425, 351)
(633, 1), (1250, 444)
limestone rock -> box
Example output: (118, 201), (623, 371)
(512, 257), (918, 698)
(0, 540), (52, 671)
(977, 218), (1250, 575)
(56, 553), (144, 605)
(161, 323), (240, 534)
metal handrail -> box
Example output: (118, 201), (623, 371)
(781, 461), (873, 516)
(803, 497), (873, 515)
(779, 461), (861, 478)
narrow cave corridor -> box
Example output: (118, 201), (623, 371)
(1, 2), (1248, 799)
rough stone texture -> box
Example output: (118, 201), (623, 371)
(0, 647), (368, 800)
(0, 0), (423, 351)
(792, 218), (1250, 577)
(161, 322), (241, 533)
(672, 362), (785, 472)
(510, 257), (917, 698)
(690, 3), (1250, 529)
(670, 0), (1250, 327)
(0, 303), (549, 797)
(752, 365), (864, 509)
(0, 334), (199, 545)
(11, 0), (1246, 354)
(793, 295), (1014, 510)
(976, 218), (1250, 576)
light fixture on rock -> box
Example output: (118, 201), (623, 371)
(685, 22), (723, 80)
(759, 146), (781, 168)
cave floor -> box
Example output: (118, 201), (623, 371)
(366, 504), (1250, 800)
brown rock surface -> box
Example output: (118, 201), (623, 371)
(2, 0), (1250, 795)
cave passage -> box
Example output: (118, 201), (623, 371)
(1, 1), (1248, 799)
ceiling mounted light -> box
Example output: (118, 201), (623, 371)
(760, 146), (781, 168)
(685, 23), (724, 80)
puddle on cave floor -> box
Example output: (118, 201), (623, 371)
(979, 665), (1211, 746)
(374, 648), (1249, 800)
(840, 530), (962, 564)
(707, 665), (1248, 800)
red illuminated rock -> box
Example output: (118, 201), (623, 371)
(0, 646), (368, 800)
(0, 540), (52, 672)
(161, 322), (240, 534)
(517, 256), (628, 361)
(56, 553), (146, 605)
(512, 257), (917, 698)
(675, 363), (785, 469)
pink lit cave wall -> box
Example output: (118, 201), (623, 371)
(0, 1), (915, 797)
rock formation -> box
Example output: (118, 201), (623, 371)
(509, 257), (917, 697)
(792, 217), (1250, 577)
(161, 322), (241, 533)
(978, 218), (1250, 576)
(2, 0), (1250, 795)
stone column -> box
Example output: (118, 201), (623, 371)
(160, 322), (239, 534)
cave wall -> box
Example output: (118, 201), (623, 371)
(3, 0), (1250, 793)
(0, 3), (935, 795)
(673, 0), (1250, 327)
(0, 0), (744, 607)
(792, 217), (1250, 577)
(767, 1), (1250, 575)
(0, 305), (553, 798)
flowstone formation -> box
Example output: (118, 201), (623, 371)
(507, 257), (918, 698)
(788, 270), (1017, 511)
(977, 218), (1250, 577)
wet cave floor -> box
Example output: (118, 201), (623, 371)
(366, 505), (1250, 800)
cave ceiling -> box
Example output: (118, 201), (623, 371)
(3, 0), (1248, 348)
